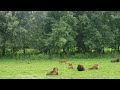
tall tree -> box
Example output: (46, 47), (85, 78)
(0, 11), (19, 56)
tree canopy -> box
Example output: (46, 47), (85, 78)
(0, 11), (120, 58)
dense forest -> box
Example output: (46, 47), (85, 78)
(0, 11), (120, 58)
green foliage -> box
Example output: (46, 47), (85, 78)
(71, 52), (120, 59)
(1, 11), (120, 57)
(16, 49), (39, 55)
(16, 49), (23, 55)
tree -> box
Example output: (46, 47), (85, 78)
(45, 11), (78, 58)
(0, 11), (19, 56)
(15, 11), (34, 55)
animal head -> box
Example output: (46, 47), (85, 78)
(53, 67), (58, 72)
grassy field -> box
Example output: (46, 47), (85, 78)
(0, 58), (120, 79)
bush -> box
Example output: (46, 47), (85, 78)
(38, 54), (49, 59)
(16, 49), (39, 55)
(70, 52), (120, 59)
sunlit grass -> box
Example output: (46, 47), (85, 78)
(0, 58), (119, 79)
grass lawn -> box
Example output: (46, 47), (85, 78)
(0, 58), (119, 79)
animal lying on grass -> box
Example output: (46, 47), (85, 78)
(111, 58), (120, 62)
(46, 63), (99, 76)
(46, 68), (58, 75)
(59, 60), (67, 64)
(68, 63), (73, 69)
(88, 64), (99, 70)
(77, 64), (85, 71)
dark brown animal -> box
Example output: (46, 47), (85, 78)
(68, 63), (73, 69)
(46, 68), (58, 75)
(111, 58), (120, 62)
(77, 64), (85, 71)
(59, 60), (67, 64)
(88, 64), (98, 70)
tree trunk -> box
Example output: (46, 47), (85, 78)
(2, 45), (5, 56)
(1, 39), (6, 56)
(63, 48), (66, 58)
(23, 47), (26, 55)
(96, 48), (102, 54)
(48, 49), (52, 59)
(11, 46), (16, 54)
(12, 46), (17, 58)
(114, 35), (117, 52)
(102, 47), (104, 54)
(117, 45), (119, 52)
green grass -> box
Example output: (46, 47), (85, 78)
(0, 58), (120, 79)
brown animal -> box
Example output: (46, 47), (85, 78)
(46, 68), (58, 75)
(77, 64), (85, 71)
(59, 60), (67, 64)
(68, 63), (73, 69)
(88, 64), (99, 70)
(111, 58), (120, 62)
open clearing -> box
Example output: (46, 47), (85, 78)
(0, 58), (119, 79)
